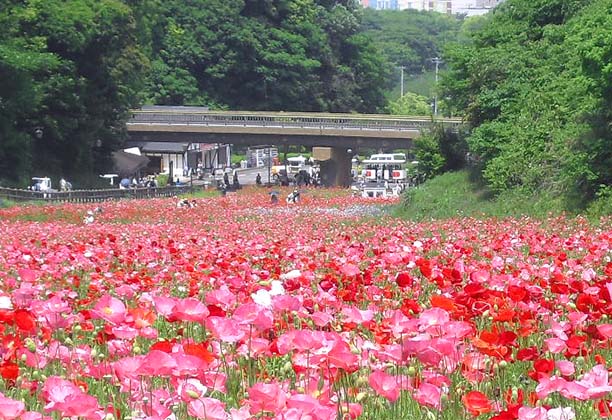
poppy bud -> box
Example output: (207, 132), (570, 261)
(282, 361), (293, 374)
(25, 338), (36, 352)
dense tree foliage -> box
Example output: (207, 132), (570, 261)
(360, 9), (462, 79)
(143, 0), (390, 112)
(0, 0), (390, 185)
(0, 0), (148, 185)
(386, 92), (431, 116)
(441, 0), (612, 208)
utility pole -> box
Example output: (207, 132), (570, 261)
(431, 57), (443, 117)
(398, 66), (406, 97)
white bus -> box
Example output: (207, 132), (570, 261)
(360, 153), (408, 182)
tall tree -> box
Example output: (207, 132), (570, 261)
(440, 0), (611, 206)
(0, 0), (148, 185)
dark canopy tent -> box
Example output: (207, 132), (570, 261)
(111, 151), (150, 178)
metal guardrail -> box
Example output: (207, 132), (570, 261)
(128, 110), (462, 132)
(0, 185), (193, 203)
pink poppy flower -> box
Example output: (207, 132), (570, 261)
(137, 350), (178, 376)
(91, 294), (126, 325)
(413, 382), (442, 410)
(187, 397), (226, 420)
(234, 302), (273, 330)
(173, 297), (210, 323)
(418, 308), (450, 330)
(42, 376), (100, 419)
(276, 330), (321, 354)
(172, 353), (208, 377)
(341, 306), (374, 324)
(547, 407), (575, 420)
(0, 391), (25, 420)
(555, 360), (575, 376)
(205, 286), (236, 310)
(112, 356), (143, 381)
(178, 378), (208, 402)
(544, 338), (567, 354)
(596, 324), (612, 339)
(248, 382), (287, 413)
(326, 340), (359, 371)
(206, 316), (246, 343)
(286, 394), (336, 419)
(341, 263), (360, 277)
(20, 413), (53, 420)
(369, 370), (400, 402)
(153, 295), (177, 316)
(229, 405), (251, 420)
(574, 364), (612, 399)
(518, 406), (547, 420)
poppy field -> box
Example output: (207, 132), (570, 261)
(0, 188), (611, 420)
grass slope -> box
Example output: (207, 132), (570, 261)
(394, 170), (570, 220)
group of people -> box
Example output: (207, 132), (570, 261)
(120, 176), (158, 189)
(83, 207), (102, 224)
(255, 170), (320, 187)
(176, 198), (198, 209)
(59, 178), (73, 192)
(268, 189), (301, 204)
(218, 171), (240, 196)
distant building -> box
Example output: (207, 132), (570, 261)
(368, 0), (504, 14)
(124, 142), (231, 177)
(246, 147), (279, 168)
(373, 0), (399, 9)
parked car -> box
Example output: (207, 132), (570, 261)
(31, 177), (54, 192)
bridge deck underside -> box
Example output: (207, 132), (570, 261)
(127, 124), (421, 149)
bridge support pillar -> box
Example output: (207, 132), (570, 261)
(312, 147), (352, 187)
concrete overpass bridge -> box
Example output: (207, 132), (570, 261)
(126, 106), (463, 185)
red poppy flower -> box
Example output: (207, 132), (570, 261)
(150, 340), (173, 353)
(0, 362), (19, 383)
(395, 272), (413, 288)
(462, 390), (492, 416)
(14, 309), (36, 333)
(184, 342), (215, 364)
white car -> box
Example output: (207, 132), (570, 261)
(31, 177), (53, 192)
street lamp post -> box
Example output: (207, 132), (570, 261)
(267, 146), (271, 185)
(398, 66), (406, 97)
(431, 57), (443, 117)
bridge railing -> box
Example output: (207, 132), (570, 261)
(129, 110), (462, 132)
(0, 185), (192, 204)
